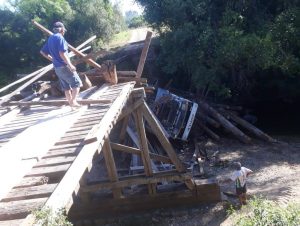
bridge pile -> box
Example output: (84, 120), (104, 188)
(0, 23), (221, 225)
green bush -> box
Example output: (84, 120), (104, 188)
(230, 197), (300, 226)
(33, 207), (73, 226)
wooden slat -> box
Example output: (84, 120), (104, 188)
(34, 156), (76, 167)
(5, 99), (111, 107)
(2, 184), (57, 202)
(0, 197), (47, 221)
(14, 176), (49, 189)
(142, 102), (186, 173)
(27, 164), (71, 178)
(84, 82), (135, 144)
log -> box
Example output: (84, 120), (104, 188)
(196, 111), (220, 128)
(195, 119), (220, 141)
(197, 100), (251, 143)
(220, 109), (276, 142)
(117, 71), (137, 77)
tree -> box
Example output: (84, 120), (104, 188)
(135, 0), (300, 102)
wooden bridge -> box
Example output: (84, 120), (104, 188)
(0, 82), (220, 225)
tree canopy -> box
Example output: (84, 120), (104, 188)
(136, 0), (300, 102)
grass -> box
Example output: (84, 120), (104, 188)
(108, 30), (131, 48)
(229, 197), (300, 226)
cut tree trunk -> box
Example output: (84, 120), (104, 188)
(197, 100), (251, 143)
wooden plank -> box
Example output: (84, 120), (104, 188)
(44, 83), (135, 213)
(111, 142), (172, 164)
(142, 103), (185, 172)
(136, 31), (152, 78)
(2, 184), (57, 202)
(82, 172), (192, 192)
(34, 156), (76, 167)
(14, 176), (49, 189)
(5, 99), (111, 107)
(102, 139), (122, 198)
(27, 164), (71, 179)
(84, 83), (135, 144)
(0, 197), (47, 221)
(69, 190), (203, 220)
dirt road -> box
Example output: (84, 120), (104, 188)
(128, 27), (152, 43)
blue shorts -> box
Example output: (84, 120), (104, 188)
(54, 66), (82, 91)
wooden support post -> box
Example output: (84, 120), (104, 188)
(32, 20), (117, 84)
(119, 115), (130, 144)
(133, 108), (156, 195)
(102, 139), (122, 199)
(141, 102), (186, 173)
(136, 31), (152, 78)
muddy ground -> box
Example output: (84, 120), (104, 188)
(89, 135), (300, 226)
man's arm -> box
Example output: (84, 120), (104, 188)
(40, 51), (53, 62)
(59, 51), (76, 72)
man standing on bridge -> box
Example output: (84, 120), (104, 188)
(40, 21), (82, 108)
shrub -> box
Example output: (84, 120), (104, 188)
(33, 207), (73, 226)
(230, 197), (300, 226)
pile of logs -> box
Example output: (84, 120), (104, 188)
(194, 101), (277, 143)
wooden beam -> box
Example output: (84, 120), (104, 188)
(102, 139), (122, 198)
(111, 142), (172, 164)
(136, 31), (152, 78)
(117, 71), (137, 77)
(117, 98), (144, 122)
(133, 108), (156, 194)
(32, 20), (117, 84)
(142, 102), (185, 173)
(84, 82), (135, 144)
(5, 99), (112, 107)
(81, 171), (192, 192)
(118, 115), (130, 144)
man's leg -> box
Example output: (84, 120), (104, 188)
(71, 87), (80, 106)
(64, 90), (73, 106)
(241, 193), (247, 205)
